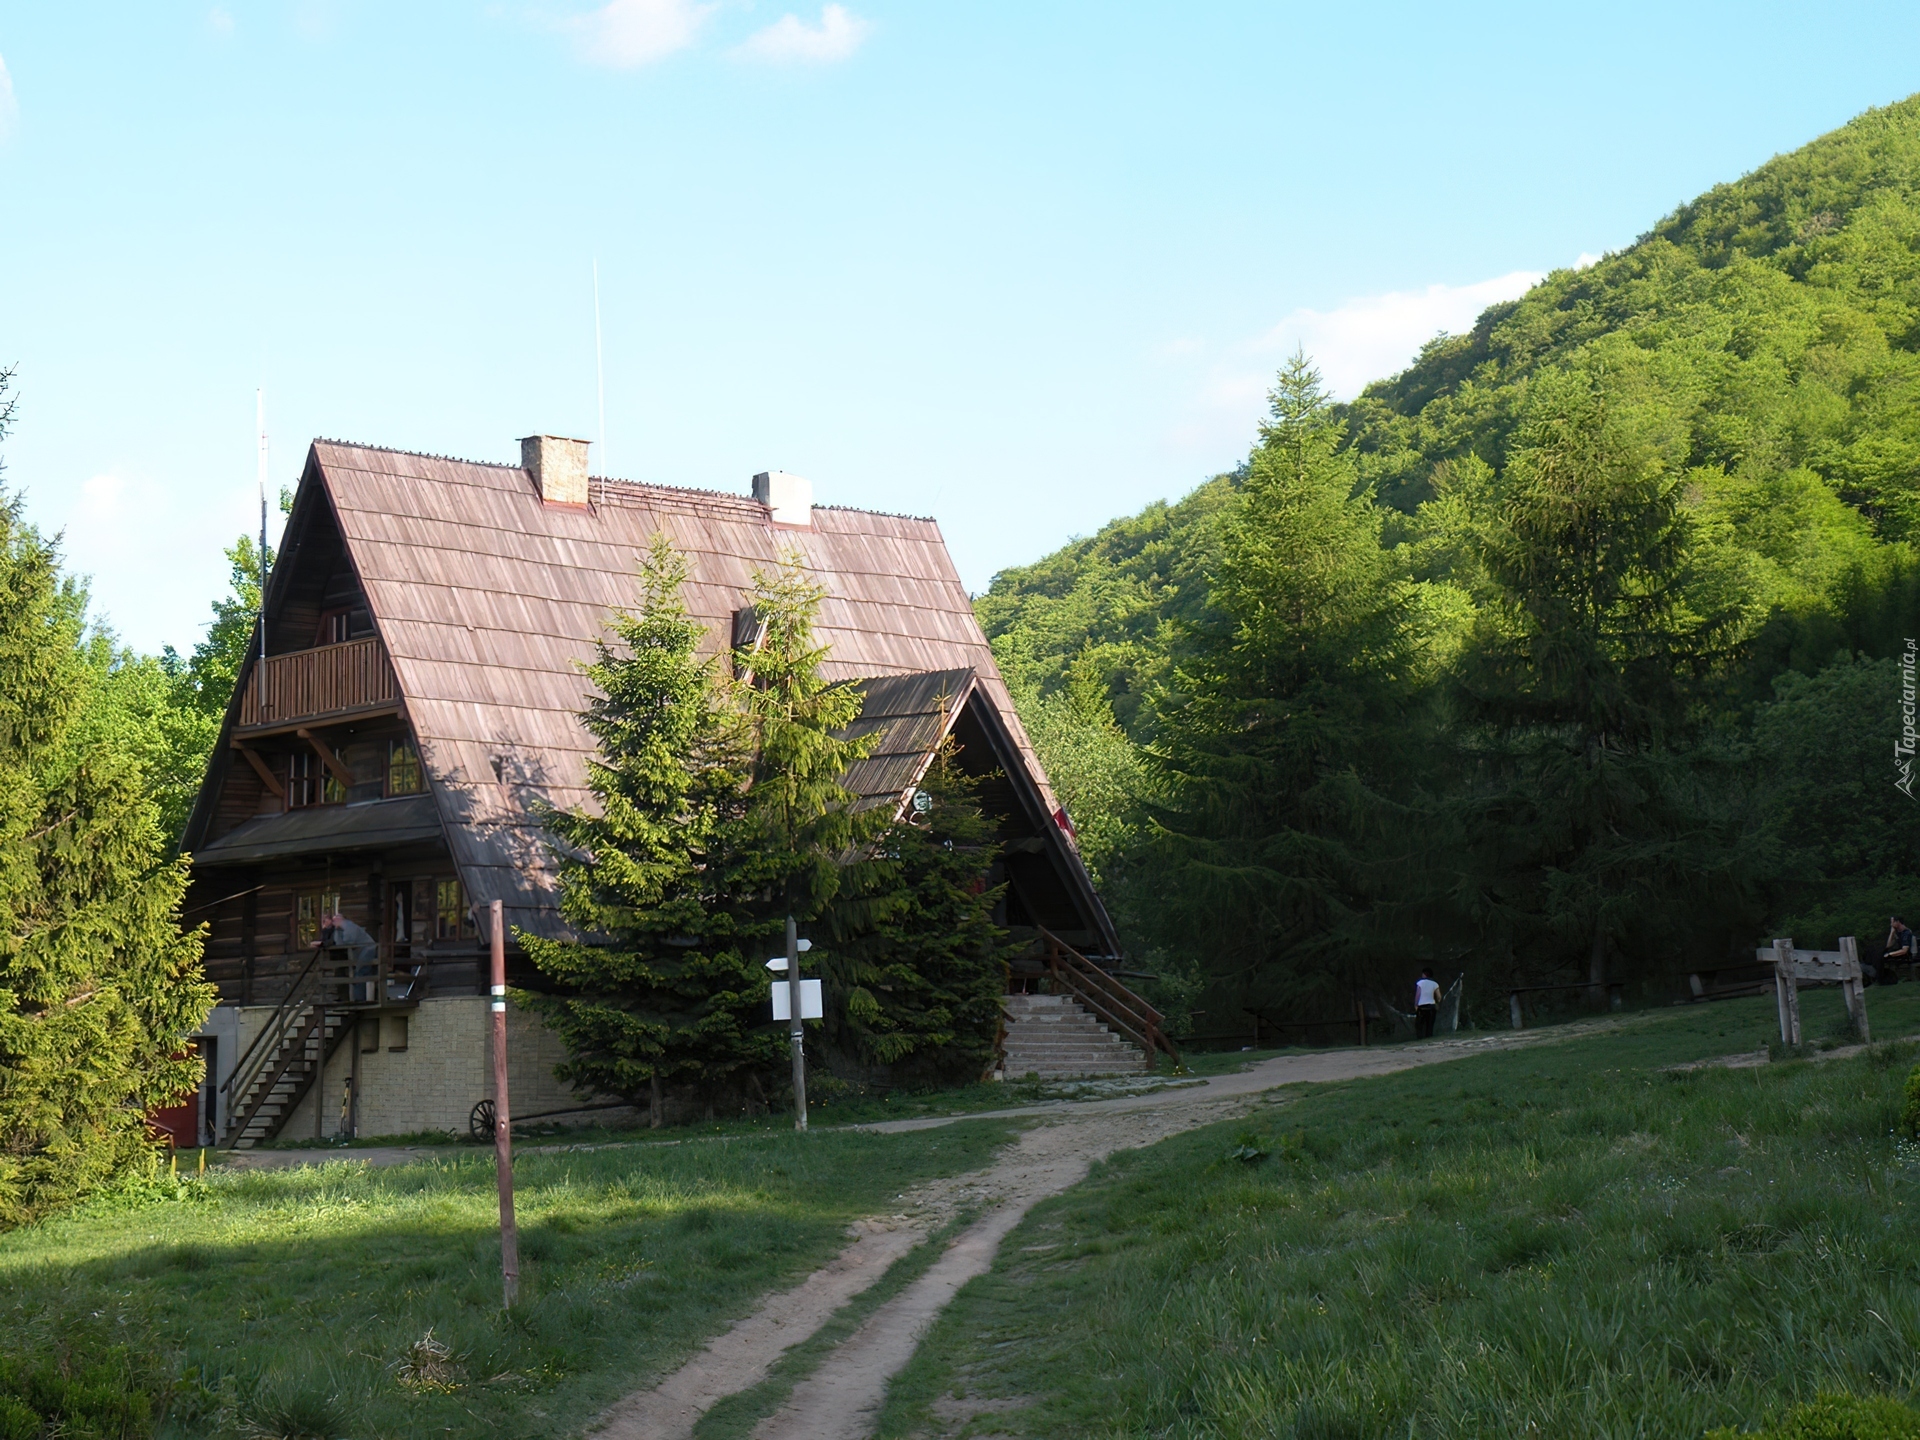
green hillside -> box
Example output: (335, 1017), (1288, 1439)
(984, 96), (1920, 1022)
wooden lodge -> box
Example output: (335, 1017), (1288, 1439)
(179, 435), (1164, 1147)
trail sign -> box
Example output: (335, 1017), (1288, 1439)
(772, 978), (823, 1022)
(765, 939), (812, 973)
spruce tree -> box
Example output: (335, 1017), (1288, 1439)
(0, 487), (213, 1228)
(729, 554), (886, 940)
(820, 742), (1012, 1086)
(1143, 354), (1422, 1013)
(518, 535), (766, 1112)
(1453, 366), (1750, 991)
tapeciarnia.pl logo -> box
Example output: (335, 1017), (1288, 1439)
(1899, 638), (1917, 798)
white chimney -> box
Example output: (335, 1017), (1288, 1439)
(521, 435), (591, 507)
(753, 470), (813, 528)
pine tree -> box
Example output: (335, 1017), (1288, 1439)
(1143, 354), (1422, 1013)
(0, 485), (213, 1228)
(820, 742), (1012, 1086)
(518, 535), (765, 1111)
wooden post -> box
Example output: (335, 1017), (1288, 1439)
(1773, 938), (1801, 1047)
(1840, 935), (1870, 1042)
(786, 915), (808, 1132)
(490, 899), (519, 1307)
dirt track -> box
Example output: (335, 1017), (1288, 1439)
(593, 1022), (1625, 1440)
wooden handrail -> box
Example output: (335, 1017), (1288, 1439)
(239, 636), (399, 727)
(1038, 927), (1182, 1067)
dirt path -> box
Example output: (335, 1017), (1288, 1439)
(593, 1021), (1628, 1440)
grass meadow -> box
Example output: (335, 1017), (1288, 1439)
(0, 1120), (1015, 1439)
(875, 985), (1920, 1440)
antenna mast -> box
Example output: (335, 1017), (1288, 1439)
(593, 258), (606, 477)
(256, 389), (269, 714)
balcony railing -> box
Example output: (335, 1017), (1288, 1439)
(238, 636), (400, 729)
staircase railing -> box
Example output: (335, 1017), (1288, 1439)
(219, 948), (328, 1142)
(1038, 928), (1182, 1067)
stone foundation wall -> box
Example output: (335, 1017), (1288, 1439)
(220, 997), (623, 1142)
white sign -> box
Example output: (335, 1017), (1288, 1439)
(765, 939), (813, 972)
(771, 978), (823, 1022)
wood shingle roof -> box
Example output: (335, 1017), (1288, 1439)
(296, 441), (1074, 941)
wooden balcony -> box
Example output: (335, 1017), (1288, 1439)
(238, 636), (401, 731)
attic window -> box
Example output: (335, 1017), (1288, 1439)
(732, 606), (767, 678)
(317, 606), (374, 647)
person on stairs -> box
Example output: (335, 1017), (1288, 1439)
(1413, 968), (1440, 1039)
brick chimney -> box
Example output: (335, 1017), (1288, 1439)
(521, 435), (590, 507)
(753, 470), (813, 528)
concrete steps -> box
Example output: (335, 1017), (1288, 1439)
(1001, 993), (1148, 1079)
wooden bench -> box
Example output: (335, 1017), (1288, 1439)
(1756, 938), (1868, 1046)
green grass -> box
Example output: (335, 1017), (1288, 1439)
(0, 1120), (1017, 1439)
(874, 986), (1920, 1440)
(256, 1071), (1202, 1154)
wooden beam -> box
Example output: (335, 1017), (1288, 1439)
(296, 728), (356, 789)
(229, 741), (286, 800)
(231, 703), (403, 741)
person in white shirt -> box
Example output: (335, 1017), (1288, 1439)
(1413, 968), (1440, 1039)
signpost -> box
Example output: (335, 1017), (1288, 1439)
(489, 898), (520, 1307)
(770, 923), (814, 1131)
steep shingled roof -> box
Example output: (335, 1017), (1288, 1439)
(277, 442), (1097, 944)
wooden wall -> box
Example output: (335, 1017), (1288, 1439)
(192, 844), (487, 1005)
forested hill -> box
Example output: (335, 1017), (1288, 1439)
(981, 95), (1920, 1022)
(987, 95), (1920, 733)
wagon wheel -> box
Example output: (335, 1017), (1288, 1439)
(469, 1099), (496, 1144)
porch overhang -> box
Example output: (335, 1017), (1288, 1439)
(188, 793), (445, 866)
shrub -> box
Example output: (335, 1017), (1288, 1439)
(1901, 1066), (1920, 1140)
(1708, 1393), (1920, 1439)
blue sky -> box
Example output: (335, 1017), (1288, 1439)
(2, 2), (1918, 654)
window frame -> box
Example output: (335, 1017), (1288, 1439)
(434, 878), (475, 942)
(386, 738), (423, 798)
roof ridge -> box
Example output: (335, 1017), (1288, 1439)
(314, 440), (939, 523)
(591, 475), (759, 505)
(314, 438), (525, 471)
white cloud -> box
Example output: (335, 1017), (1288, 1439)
(570, 0), (715, 67)
(1249, 269), (1542, 401)
(1574, 252), (1603, 270)
(0, 55), (17, 143)
(1157, 268), (1552, 465)
(207, 7), (236, 36)
(734, 4), (869, 63)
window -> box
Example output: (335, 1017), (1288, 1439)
(386, 1013), (409, 1052)
(316, 606), (373, 646)
(387, 739), (423, 797)
(288, 752), (315, 809)
(287, 751), (346, 807)
(295, 890), (342, 949)
(435, 879), (474, 940)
